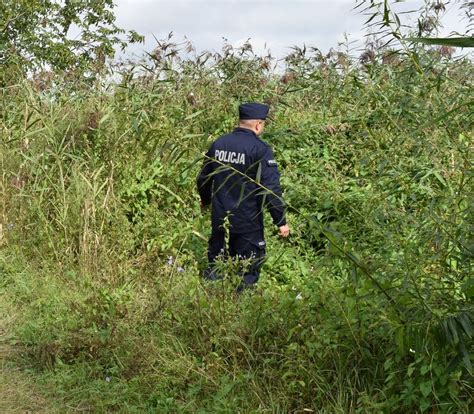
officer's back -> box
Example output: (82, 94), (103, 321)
(208, 126), (273, 233)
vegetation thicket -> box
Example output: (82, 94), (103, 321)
(1, 1), (473, 412)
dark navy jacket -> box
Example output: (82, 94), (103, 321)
(197, 127), (286, 234)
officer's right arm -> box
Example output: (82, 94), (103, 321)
(196, 147), (215, 207)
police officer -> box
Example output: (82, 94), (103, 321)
(197, 102), (290, 290)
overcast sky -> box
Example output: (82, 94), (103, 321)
(113, 0), (470, 61)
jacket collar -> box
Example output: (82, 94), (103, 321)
(234, 127), (258, 138)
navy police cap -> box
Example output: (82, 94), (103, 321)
(239, 102), (269, 120)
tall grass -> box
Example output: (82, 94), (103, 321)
(1, 39), (473, 412)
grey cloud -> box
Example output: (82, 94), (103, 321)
(114, 0), (470, 60)
(115, 0), (366, 57)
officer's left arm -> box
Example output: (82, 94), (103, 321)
(259, 146), (286, 227)
(196, 146), (215, 207)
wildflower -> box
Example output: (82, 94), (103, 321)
(105, 376), (111, 382)
(296, 293), (303, 300)
(177, 267), (185, 273)
(167, 256), (174, 266)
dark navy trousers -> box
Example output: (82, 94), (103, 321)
(206, 227), (266, 287)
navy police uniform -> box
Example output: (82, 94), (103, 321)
(197, 103), (286, 289)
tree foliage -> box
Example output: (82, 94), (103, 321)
(0, 0), (143, 78)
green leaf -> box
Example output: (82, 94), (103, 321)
(405, 37), (474, 48)
(420, 365), (430, 375)
(184, 110), (205, 121)
(462, 279), (474, 299)
(365, 12), (378, 25)
(448, 317), (460, 344)
(419, 381), (432, 398)
(458, 313), (473, 338)
(433, 171), (446, 187)
(459, 341), (473, 375)
(420, 399), (431, 413)
(182, 133), (204, 139)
